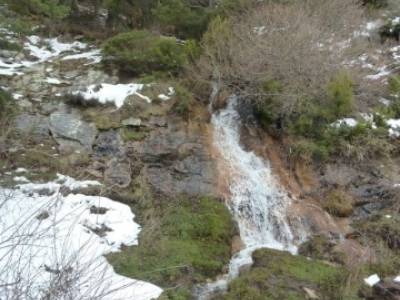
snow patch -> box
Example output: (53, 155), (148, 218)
(62, 49), (102, 64)
(332, 118), (358, 128)
(72, 83), (151, 108)
(387, 119), (400, 137)
(364, 274), (380, 286)
(45, 77), (62, 85)
(0, 174), (162, 299)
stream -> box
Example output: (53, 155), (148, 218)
(195, 96), (299, 299)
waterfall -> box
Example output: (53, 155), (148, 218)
(195, 96), (297, 299)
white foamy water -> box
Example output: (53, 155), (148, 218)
(196, 96), (296, 299)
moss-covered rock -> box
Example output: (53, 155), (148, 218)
(323, 189), (354, 217)
(298, 235), (345, 264)
(221, 248), (357, 300)
(107, 196), (235, 289)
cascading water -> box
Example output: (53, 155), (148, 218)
(195, 96), (298, 299)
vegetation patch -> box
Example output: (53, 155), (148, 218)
(220, 248), (356, 300)
(354, 214), (400, 251)
(298, 235), (345, 264)
(2, 0), (70, 19)
(172, 83), (195, 116)
(0, 88), (14, 119)
(323, 189), (354, 218)
(0, 38), (21, 51)
(107, 196), (235, 293)
(120, 127), (148, 142)
(102, 30), (188, 76)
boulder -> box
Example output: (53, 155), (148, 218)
(14, 113), (50, 139)
(49, 111), (97, 152)
(122, 117), (142, 127)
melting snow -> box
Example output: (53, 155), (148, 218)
(0, 174), (162, 299)
(0, 34), (100, 76)
(364, 274), (380, 286)
(15, 167), (28, 173)
(72, 83), (151, 108)
(12, 93), (23, 100)
(62, 49), (102, 64)
(45, 77), (62, 85)
(387, 119), (400, 137)
(332, 118), (358, 128)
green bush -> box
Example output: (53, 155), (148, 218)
(0, 88), (13, 118)
(153, 0), (211, 39)
(254, 79), (284, 129)
(102, 30), (188, 75)
(4, 0), (70, 19)
(107, 197), (234, 287)
(326, 72), (354, 119)
(380, 19), (400, 41)
(172, 84), (195, 115)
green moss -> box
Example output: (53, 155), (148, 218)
(120, 128), (147, 141)
(102, 30), (188, 75)
(323, 189), (354, 218)
(93, 115), (120, 130)
(107, 197), (235, 288)
(9, 150), (60, 181)
(222, 249), (358, 300)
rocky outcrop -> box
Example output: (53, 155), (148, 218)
(49, 111), (97, 152)
(104, 158), (131, 188)
(133, 124), (216, 197)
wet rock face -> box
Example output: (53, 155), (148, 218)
(134, 126), (216, 197)
(49, 111), (97, 152)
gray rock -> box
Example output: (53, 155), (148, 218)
(17, 99), (32, 108)
(0, 50), (17, 59)
(147, 116), (167, 127)
(93, 130), (124, 157)
(49, 111), (97, 151)
(14, 113), (50, 138)
(104, 158), (131, 188)
(136, 128), (216, 197)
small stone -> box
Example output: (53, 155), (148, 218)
(122, 117), (142, 127)
(303, 287), (319, 299)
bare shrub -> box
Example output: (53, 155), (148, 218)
(190, 0), (365, 113)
